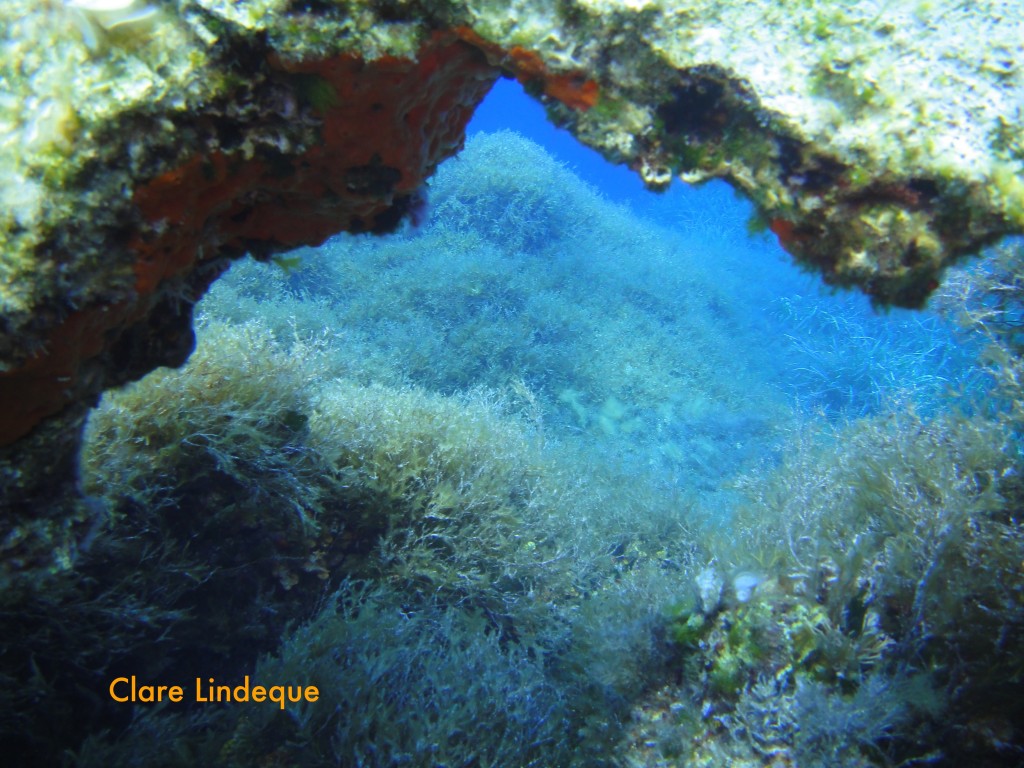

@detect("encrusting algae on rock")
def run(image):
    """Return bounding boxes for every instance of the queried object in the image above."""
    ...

[2,0,1022,466]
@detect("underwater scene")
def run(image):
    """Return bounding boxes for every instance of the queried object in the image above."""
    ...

[3,74,1021,767]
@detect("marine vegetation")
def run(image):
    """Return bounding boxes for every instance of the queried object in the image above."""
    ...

[1,132,1021,767]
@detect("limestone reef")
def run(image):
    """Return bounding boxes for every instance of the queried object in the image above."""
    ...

[0,2,1022,577]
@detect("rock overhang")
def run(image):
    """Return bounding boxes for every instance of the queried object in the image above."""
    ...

[0,0,1021,502]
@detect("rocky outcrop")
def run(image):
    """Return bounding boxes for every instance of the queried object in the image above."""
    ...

[1,0,1021,550]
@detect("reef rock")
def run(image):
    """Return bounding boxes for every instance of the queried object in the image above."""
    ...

[1,0,1022,566]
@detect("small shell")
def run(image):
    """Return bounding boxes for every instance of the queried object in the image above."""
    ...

[66,0,159,53]
[67,0,157,33]
[732,571,764,603]
[695,565,723,614]
[67,0,157,30]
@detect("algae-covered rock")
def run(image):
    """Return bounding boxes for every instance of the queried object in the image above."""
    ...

[1,0,1022,510]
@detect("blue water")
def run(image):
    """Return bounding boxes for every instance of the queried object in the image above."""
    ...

[469,78,653,207]
[467,79,979,422]
[198,79,984,506]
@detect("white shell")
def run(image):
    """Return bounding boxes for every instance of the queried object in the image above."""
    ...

[67,0,157,31]
[732,572,764,603]
[695,566,723,614]
[68,0,144,11]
